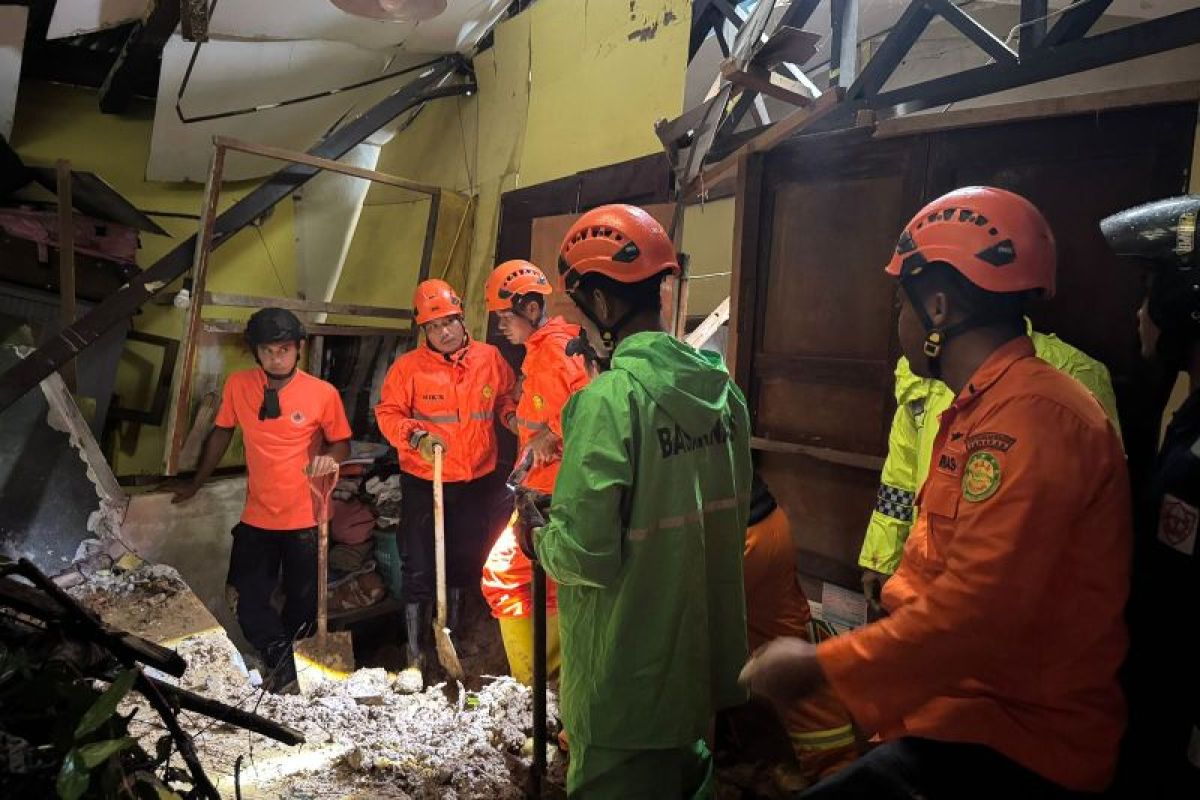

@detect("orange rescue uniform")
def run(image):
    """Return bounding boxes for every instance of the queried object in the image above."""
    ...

[819,337,1131,792]
[375,339,516,481]
[744,496,856,781]
[214,368,352,530]
[512,316,591,494]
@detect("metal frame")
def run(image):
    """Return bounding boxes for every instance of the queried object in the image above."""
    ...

[0,56,470,416]
[162,135,464,475]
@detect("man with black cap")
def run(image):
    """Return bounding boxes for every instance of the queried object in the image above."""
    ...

[1102,195,1200,797]
[173,307,352,691]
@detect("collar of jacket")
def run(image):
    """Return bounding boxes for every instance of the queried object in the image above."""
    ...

[952,335,1035,409]
[423,336,473,366]
[524,315,572,350]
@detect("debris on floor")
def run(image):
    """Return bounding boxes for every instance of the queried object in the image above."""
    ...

[66,559,566,798]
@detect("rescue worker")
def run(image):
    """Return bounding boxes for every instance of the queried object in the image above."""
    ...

[740,187,1132,799]
[172,307,351,692]
[375,278,517,692]
[743,473,857,783]
[524,204,752,798]
[479,259,590,685]
[1101,195,1200,798]
[859,324,1119,605]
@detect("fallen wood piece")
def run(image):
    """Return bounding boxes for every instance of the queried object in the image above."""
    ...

[137,674,306,746]
[721,59,813,108]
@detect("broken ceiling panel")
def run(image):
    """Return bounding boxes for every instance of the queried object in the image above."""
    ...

[148,35,430,182]
[207,0,511,53]
[46,0,148,39]
[0,5,27,140]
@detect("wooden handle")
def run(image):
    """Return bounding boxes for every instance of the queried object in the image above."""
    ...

[316,518,328,642]
[433,445,447,629]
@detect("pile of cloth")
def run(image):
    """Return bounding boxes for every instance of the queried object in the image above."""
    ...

[325,453,403,613]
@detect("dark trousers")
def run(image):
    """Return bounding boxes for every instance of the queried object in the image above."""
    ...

[400,471,501,603]
[226,522,317,667]
[797,738,1101,800]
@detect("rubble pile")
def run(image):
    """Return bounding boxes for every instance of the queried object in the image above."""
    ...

[69,561,564,799]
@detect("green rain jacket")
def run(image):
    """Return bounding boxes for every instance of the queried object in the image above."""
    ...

[535,331,752,750]
[858,325,1122,574]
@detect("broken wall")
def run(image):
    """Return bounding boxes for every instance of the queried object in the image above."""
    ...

[10,82,299,477]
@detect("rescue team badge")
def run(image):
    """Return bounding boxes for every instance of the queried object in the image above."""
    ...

[532,394,545,412]
[962,452,1001,502]
[290,411,306,425]
[966,432,1016,453]
[1158,494,1198,556]
[482,384,494,399]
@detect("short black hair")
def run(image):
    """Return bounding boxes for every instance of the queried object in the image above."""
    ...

[575,271,665,314]
[905,261,1027,334]
[511,293,546,316]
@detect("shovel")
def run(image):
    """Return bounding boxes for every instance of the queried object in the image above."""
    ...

[432,445,465,680]
[294,465,355,695]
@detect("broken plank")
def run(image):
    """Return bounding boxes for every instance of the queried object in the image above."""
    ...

[56,159,76,391]
[685,297,731,349]
[721,59,814,108]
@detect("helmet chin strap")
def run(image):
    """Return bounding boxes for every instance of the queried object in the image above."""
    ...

[900,280,988,381]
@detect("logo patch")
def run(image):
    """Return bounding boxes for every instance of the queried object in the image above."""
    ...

[482,384,494,399]
[1158,494,1198,556]
[532,394,544,411]
[290,411,306,425]
[966,432,1016,453]
[962,452,1001,502]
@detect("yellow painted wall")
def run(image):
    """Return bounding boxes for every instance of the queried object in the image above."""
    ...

[364,0,692,338]
[10,81,297,476]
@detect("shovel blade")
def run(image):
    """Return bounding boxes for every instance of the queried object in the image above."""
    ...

[433,623,464,681]
[294,631,355,696]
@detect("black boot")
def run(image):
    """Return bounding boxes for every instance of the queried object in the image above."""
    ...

[263,641,299,695]
[397,602,429,694]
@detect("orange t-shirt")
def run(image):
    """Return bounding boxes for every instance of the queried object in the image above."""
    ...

[214,368,352,530]
[818,337,1130,792]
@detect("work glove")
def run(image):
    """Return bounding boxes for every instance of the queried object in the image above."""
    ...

[411,431,448,464]
[861,569,889,621]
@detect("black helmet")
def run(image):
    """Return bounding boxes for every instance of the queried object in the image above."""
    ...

[1101,195,1200,338]
[245,307,306,348]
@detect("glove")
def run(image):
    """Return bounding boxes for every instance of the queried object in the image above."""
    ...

[514,488,551,560]
[862,569,889,621]
[411,431,447,464]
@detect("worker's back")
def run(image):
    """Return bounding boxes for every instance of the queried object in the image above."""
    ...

[538,330,752,750]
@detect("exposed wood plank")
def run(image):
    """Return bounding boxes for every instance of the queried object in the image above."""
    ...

[721,59,814,107]
[874,81,1200,139]
[164,145,224,476]
[685,296,731,349]
[100,0,181,114]
[55,159,77,392]
[215,137,453,199]
[727,153,765,392]
[201,321,411,338]
[203,292,412,320]
[39,371,125,507]
[751,436,884,472]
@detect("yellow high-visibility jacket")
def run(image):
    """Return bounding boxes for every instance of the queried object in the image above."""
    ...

[858,327,1121,575]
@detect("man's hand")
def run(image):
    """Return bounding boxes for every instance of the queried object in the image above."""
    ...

[416,433,448,463]
[527,428,561,468]
[169,481,199,505]
[308,454,340,477]
[739,637,827,707]
[862,569,889,621]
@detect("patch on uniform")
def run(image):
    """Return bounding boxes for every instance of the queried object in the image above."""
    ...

[482,384,494,399]
[961,452,1001,502]
[532,394,544,411]
[1158,494,1198,556]
[966,432,1015,453]
[290,411,306,425]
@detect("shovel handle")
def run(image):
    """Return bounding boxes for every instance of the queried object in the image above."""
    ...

[433,445,447,630]
[317,519,328,642]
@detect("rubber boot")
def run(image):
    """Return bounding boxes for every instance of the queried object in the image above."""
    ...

[263,641,299,695]
[396,602,429,694]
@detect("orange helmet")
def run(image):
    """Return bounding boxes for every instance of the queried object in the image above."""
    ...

[558,204,680,289]
[413,279,463,325]
[886,186,1056,298]
[484,260,552,312]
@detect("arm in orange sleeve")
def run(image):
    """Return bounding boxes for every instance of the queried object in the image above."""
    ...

[817,397,1109,733]
[494,352,518,428]
[374,359,420,451]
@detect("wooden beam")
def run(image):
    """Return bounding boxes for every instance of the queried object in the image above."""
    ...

[180,0,209,42]
[1019,0,1049,55]
[751,436,884,472]
[163,145,224,476]
[727,153,764,391]
[929,0,1018,65]
[201,320,411,338]
[100,0,181,114]
[55,160,76,391]
[687,89,845,200]
[874,81,1200,139]
[685,297,731,349]
[721,59,814,108]
[202,292,413,320]
[215,136,453,199]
